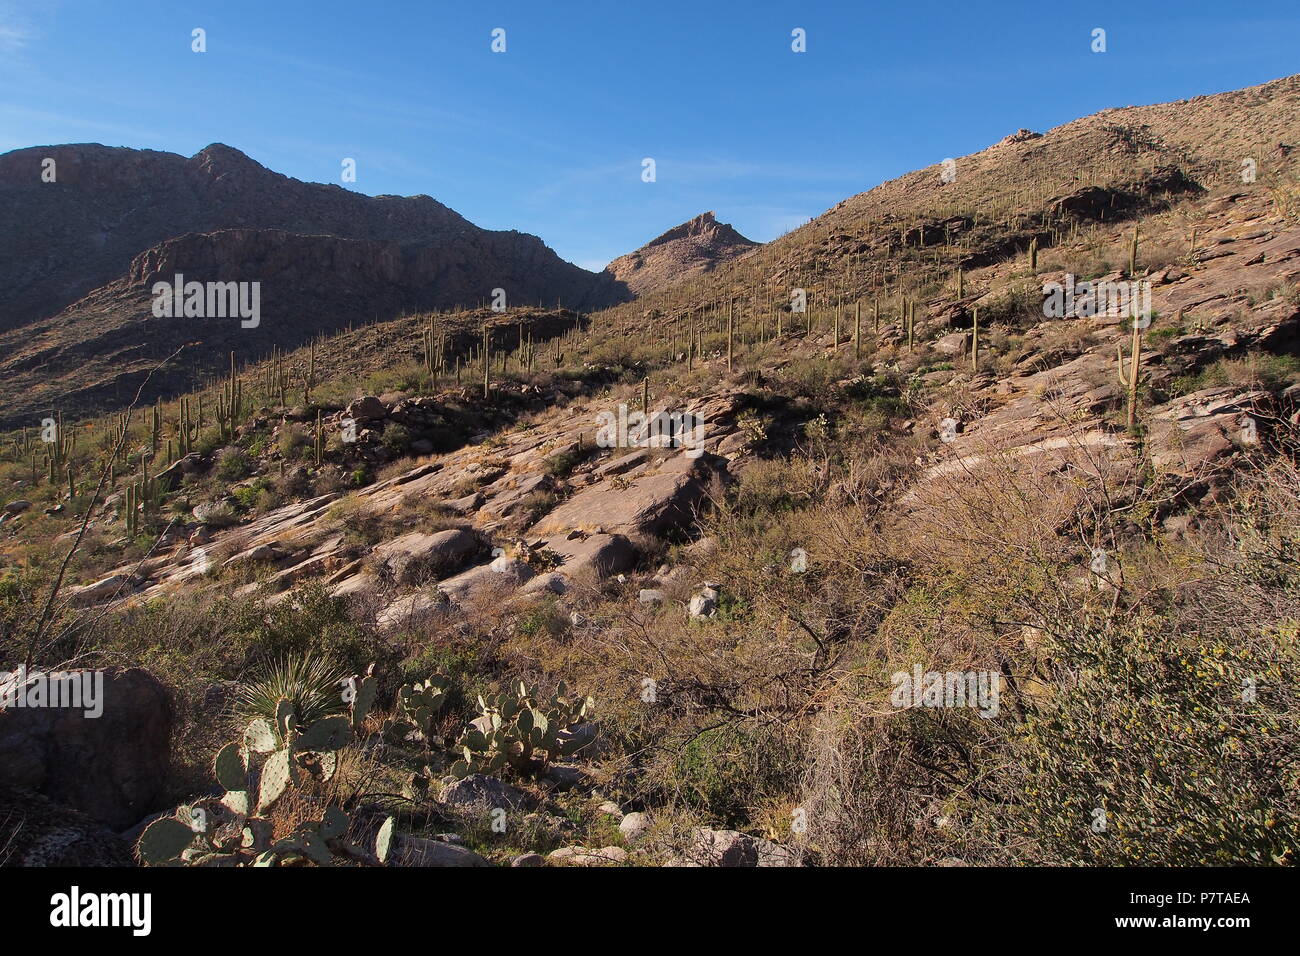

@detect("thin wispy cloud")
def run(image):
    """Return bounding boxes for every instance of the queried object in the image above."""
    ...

[0,3,32,53]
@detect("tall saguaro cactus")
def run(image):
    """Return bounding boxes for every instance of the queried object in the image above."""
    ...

[218,351,243,440]
[726,298,734,372]
[854,301,862,358]
[303,341,318,406]
[1116,315,1145,430]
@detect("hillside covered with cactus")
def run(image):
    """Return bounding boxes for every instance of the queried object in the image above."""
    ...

[3,72,1300,871]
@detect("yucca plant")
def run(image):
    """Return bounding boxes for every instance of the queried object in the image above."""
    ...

[234,654,351,738]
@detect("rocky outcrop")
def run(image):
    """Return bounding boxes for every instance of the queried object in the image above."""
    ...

[439,774,529,813]
[393,835,491,867]
[372,528,483,584]
[530,451,727,538]
[1146,387,1269,477]
[0,667,173,829]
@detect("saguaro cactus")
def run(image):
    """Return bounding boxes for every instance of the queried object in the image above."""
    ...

[1128,225,1139,277]
[854,301,862,358]
[1116,316,1145,430]
[303,341,318,406]
[218,352,243,440]
[726,299,734,371]
[125,483,138,537]
[970,306,980,372]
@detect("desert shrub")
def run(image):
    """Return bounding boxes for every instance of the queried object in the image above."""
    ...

[1006,619,1299,865]
[275,467,312,498]
[232,478,272,511]
[195,427,226,456]
[234,584,390,676]
[520,490,559,524]
[278,424,311,460]
[516,598,569,639]
[361,361,427,396]
[380,424,411,455]
[215,447,253,481]
[543,447,584,477]
[659,721,805,830]
[1171,352,1300,397]
[329,498,385,545]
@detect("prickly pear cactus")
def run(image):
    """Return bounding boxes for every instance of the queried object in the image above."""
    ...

[135,667,422,867]
[451,680,594,779]
[257,747,293,813]
[137,815,200,865]
[397,675,452,738]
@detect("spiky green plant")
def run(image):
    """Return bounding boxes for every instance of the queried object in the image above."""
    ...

[234,654,351,736]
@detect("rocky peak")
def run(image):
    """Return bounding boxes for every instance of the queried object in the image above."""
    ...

[604,211,757,296]
[187,142,269,182]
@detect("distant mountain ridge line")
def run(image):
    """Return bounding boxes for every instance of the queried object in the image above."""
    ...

[0,141,629,335]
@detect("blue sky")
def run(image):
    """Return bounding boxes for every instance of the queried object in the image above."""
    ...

[2,1,1297,270]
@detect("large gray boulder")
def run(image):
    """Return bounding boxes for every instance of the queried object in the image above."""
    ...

[0,666,172,829]
[530,452,727,538]
[393,835,491,867]
[675,828,799,867]
[439,774,528,813]
[372,527,481,584]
